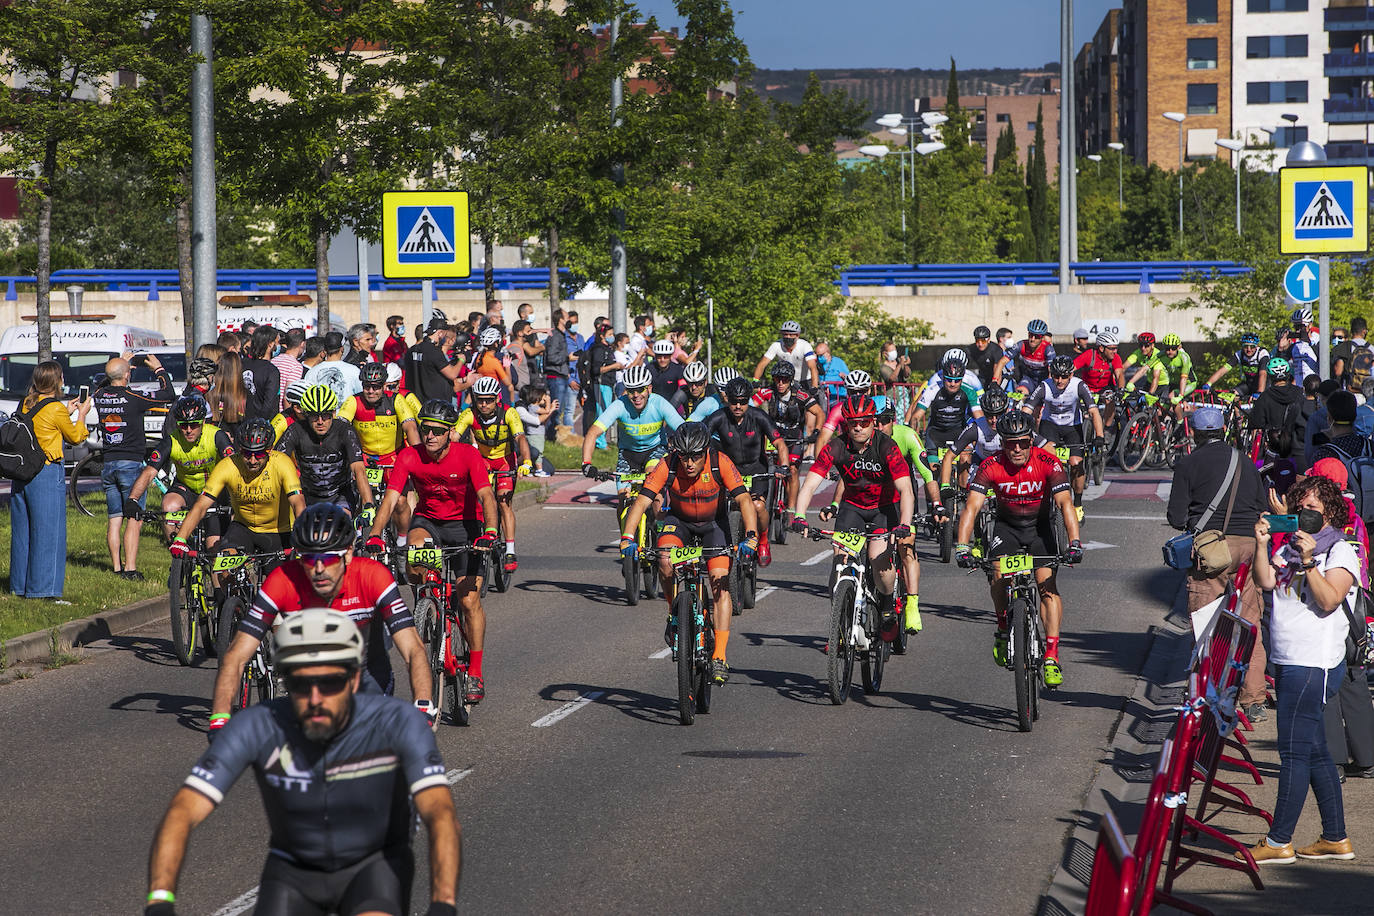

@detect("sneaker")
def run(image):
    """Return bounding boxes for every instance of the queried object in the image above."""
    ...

[1244,702,1268,723]
[125,569,146,582]
[533,469,552,477]
[758,539,772,567]
[463,675,485,705]
[1296,837,1355,860]
[1043,658,1064,688]
[664,617,676,647]
[993,631,1009,667]
[903,596,922,634]
[503,555,518,573]
[1237,840,1296,865]
[710,659,730,684]
[1346,764,1374,779]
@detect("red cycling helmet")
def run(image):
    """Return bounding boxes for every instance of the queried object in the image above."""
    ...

[1137,332,1157,347]
[841,394,877,423]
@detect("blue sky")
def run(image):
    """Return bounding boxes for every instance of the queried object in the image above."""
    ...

[632,1,1120,71]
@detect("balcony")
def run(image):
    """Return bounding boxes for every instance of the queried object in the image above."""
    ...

[1325,141,1374,165]
[1327,6,1374,31]
[1325,96,1374,122]
[1326,51,1374,76]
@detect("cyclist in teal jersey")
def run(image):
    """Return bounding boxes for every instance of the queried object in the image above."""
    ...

[582,365,684,498]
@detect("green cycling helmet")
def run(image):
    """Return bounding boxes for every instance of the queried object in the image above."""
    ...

[1266,356,1292,379]
[1161,333,1182,347]
[299,384,339,415]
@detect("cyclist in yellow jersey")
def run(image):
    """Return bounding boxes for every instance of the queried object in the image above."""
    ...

[172,418,307,558]
[126,395,234,543]
[455,375,533,572]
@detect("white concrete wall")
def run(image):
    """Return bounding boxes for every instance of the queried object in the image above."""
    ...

[1231,1,1329,166]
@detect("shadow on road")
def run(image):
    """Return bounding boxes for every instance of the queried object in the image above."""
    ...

[109,690,210,733]
[515,578,627,604]
[871,689,1023,731]
[100,633,188,669]
[729,665,829,705]
[537,682,680,727]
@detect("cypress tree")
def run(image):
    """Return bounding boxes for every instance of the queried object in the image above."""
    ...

[1026,102,1050,261]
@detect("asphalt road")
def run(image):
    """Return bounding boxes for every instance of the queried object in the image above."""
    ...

[0,471,1180,915]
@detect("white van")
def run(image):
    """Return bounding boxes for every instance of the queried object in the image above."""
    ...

[218,295,345,337]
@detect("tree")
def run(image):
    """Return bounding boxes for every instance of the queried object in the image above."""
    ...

[773,71,869,155]
[991,126,1035,261]
[1026,102,1050,261]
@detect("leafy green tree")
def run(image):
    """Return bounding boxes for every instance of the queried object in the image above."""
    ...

[1026,102,1050,261]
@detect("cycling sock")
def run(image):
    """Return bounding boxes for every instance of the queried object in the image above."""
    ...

[1046,636,1060,659]
[506,539,515,553]
[712,629,729,660]
[468,650,483,677]
[1073,490,1083,507]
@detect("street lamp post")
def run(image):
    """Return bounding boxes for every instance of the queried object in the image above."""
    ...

[1162,112,1186,244]
[1108,142,1124,209]
[1087,153,1102,177]
[1215,138,1245,235]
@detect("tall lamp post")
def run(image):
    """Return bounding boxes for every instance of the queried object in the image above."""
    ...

[871,111,947,243]
[1162,112,1186,244]
[1215,138,1245,235]
[1107,141,1124,209]
[1087,153,1102,176]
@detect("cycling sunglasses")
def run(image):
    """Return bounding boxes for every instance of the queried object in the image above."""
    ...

[679,450,707,461]
[298,550,347,567]
[1003,437,1033,450]
[361,382,385,390]
[284,672,352,696]
[727,397,751,406]
[421,425,451,438]
[241,448,270,459]
[176,420,203,430]
[305,412,333,421]
[848,417,876,428]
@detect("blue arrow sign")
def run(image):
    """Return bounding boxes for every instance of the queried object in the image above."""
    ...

[1283,258,1320,304]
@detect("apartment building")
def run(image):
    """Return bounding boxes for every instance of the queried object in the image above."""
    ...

[1074,9,1122,156]
[1325,1,1374,165]
[915,93,1060,174]
[1233,0,1327,160]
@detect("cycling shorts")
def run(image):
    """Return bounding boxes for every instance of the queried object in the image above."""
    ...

[616,445,666,477]
[252,847,412,916]
[484,453,516,494]
[657,513,732,574]
[163,485,226,539]
[835,502,900,538]
[1234,382,1256,400]
[1037,420,1085,453]
[989,516,1060,568]
[923,427,963,454]
[408,516,484,578]
[218,524,291,565]
[738,467,771,499]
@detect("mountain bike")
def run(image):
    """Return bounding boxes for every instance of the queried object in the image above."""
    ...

[212,549,288,658]
[726,473,772,614]
[596,470,660,605]
[1116,392,1166,472]
[766,459,791,547]
[149,506,227,665]
[481,468,517,596]
[972,553,1062,733]
[654,544,736,725]
[234,621,279,711]
[406,543,485,727]
[805,525,904,704]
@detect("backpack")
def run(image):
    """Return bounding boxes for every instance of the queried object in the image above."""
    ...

[1350,345,1374,390]
[1326,440,1374,528]
[0,397,59,482]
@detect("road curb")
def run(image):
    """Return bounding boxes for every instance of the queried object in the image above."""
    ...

[1037,575,1193,915]
[1,481,556,671]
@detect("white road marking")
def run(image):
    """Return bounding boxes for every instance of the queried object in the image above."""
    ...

[211,888,258,916]
[801,549,832,566]
[1156,481,1172,501]
[531,691,606,727]
[542,504,616,510]
[1079,540,1116,551]
[446,766,474,784]
[1084,514,1167,521]
[649,646,672,659]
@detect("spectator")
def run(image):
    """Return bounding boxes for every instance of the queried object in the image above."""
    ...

[517,302,534,323]
[1311,391,1363,467]
[1304,378,1341,465]
[195,343,225,364]
[669,326,702,365]
[405,318,463,404]
[382,314,408,364]
[216,331,241,353]
[815,341,849,405]
[209,350,249,440]
[94,354,175,580]
[996,327,1015,356]
[628,315,653,360]
[583,322,619,449]
[564,310,585,355]
[543,309,573,432]
[184,356,218,399]
[300,335,327,372]
[271,328,307,410]
[302,330,362,406]
[343,322,378,367]
[967,326,1001,389]
[1166,405,1270,720]
[240,319,258,338]
[511,319,545,390]
[1248,474,1356,863]
[1359,377,1374,437]
[241,325,283,422]
[613,331,642,390]
[515,383,556,476]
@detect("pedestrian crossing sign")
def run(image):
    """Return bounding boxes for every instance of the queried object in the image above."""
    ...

[1279,165,1368,254]
[382,190,471,278]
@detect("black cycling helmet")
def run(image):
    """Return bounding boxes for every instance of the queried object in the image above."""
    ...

[769,360,796,380]
[237,417,274,454]
[418,399,460,427]
[171,394,209,424]
[669,421,711,455]
[723,377,753,402]
[359,362,386,386]
[941,359,966,381]
[973,325,991,341]
[291,502,354,553]
[979,387,1010,417]
[996,411,1035,440]
[1049,355,1075,377]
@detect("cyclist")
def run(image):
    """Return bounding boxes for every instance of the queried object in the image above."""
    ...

[1069,328,1091,358]
[275,384,373,515]
[671,360,714,418]
[270,380,308,444]
[1024,355,1104,519]
[339,361,420,539]
[703,376,790,566]
[687,366,741,422]
[937,386,1027,495]
[1073,331,1125,428]
[1202,332,1269,398]
[1123,332,1167,395]
[581,365,684,499]
[908,349,983,422]
[1287,307,1320,385]
[995,318,1057,394]
[473,325,514,402]
[1247,356,1303,459]
[620,421,758,684]
[753,360,825,513]
[171,418,307,559]
[967,325,1002,389]
[908,359,978,453]
[147,609,459,916]
[954,411,1083,688]
[814,369,875,454]
[647,339,685,400]
[875,401,937,634]
[454,375,533,573]
[792,395,916,636]
[753,319,818,387]
[366,399,498,704]
[125,395,234,543]
[210,504,434,741]
[1157,333,1196,421]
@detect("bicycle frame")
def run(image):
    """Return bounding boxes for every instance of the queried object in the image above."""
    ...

[407,542,480,725]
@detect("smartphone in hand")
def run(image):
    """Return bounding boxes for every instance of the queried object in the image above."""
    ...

[78,385,90,402]
[1264,513,1299,533]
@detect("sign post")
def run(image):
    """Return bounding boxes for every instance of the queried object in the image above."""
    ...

[381,190,471,331]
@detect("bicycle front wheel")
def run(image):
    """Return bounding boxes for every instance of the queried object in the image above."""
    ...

[827,579,857,705]
[418,597,445,725]
[622,554,641,606]
[674,591,696,725]
[167,558,200,667]
[1011,596,1035,733]
[216,595,245,659]
[1116,412,1153,473]
[69,452,104,517]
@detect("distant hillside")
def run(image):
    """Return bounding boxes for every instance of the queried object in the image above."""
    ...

[750,66,1060,127]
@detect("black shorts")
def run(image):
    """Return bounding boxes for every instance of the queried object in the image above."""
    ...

[923,428,962,453]
[165,485,226,538]
[657,513,733,574]
[253,847,413,916]
[219,523,291,558]
[1037,420,1085,453]
[989,517,1060,566]
[739,469,771,499]
[835,502,900,536]
[1235,381,1256,399]
[409,516,484,577]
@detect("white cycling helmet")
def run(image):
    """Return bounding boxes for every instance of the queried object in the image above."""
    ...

[652,339,674,356]
[683,361,708,383]
[623,365,652,390]
[284,380,309,407]
[274,608,365,670]
[1095,331,1118,347]
[780,320,801,334]
[713,367,741,386]
[845,369,872,390]
[479,327,502,347]
[471,375,502,398]
[384,362,402,385]
[941,347,969,366]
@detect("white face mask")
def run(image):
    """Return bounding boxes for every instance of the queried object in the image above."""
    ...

[645,325,655,337]
[1310,331,1320,347]
[885,350,897,361]
[569,323,579,333]
[397,325,406,337]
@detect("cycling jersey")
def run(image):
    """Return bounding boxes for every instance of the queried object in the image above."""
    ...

[703,407,784,475]
[646,360,685,400]
[592,393,683,452]
[387,441,488,523]
[146,423,233,493]
[92,373,175,460]
[473,350,510,386]
[1124,348,1167,387]
[921,385,975,433]
[810,432,910,510]
[1289,339,1318,386]
[1025,377,1096,426]
[688,394,724,422]
[950,416,1001,462]
[1231,347,1270,389]
[763,337,815,381]
[339,393,417,459]
[754,387,819,441]
[202,451,303,534]
[641,449,747,524]
[888,422,934,483]
[241,558,414,694]
[1072,350,1121,393]
[454,405,525,460]
[1161,350,1194,391]
[914,372,983,406]
[182,691,446,872]
[275,420,365,506]
[969,447,1068,526]
[671,384,716,419]
[1011,339,1056,386]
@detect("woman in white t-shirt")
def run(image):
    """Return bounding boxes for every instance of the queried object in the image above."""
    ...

[1249,474,1355,864]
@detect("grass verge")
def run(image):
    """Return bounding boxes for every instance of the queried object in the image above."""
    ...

[542,441,615,471]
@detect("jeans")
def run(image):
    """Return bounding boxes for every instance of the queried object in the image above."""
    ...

[9,460,67,597]
[1270,662,1347,845]
[546,375,573,427]
[101,458,146,517]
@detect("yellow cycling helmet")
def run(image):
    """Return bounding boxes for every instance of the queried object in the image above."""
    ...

[299,384,339,415]
[1161,333,1182,347]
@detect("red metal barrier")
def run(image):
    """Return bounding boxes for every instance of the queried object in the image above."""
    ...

[1085,808,1136,916]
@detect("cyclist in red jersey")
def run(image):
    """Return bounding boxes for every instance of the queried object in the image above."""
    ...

[954,411,1082,687]
[365,399,498,704]
[812,369,874,455]
[792,395,915,629]
[1072,331,1125,427]
[209,504,436,736]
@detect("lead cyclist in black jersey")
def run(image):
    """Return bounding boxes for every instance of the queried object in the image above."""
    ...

[145,609,460,916]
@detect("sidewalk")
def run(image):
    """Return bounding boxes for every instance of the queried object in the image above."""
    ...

[1040,582,1374,915]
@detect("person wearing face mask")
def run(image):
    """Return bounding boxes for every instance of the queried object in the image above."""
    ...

[1334,317,1372,389]
[382,314,409,364]
[628,314,655,361]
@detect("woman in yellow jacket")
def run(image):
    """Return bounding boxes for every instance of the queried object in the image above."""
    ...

[11,360,91,599]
